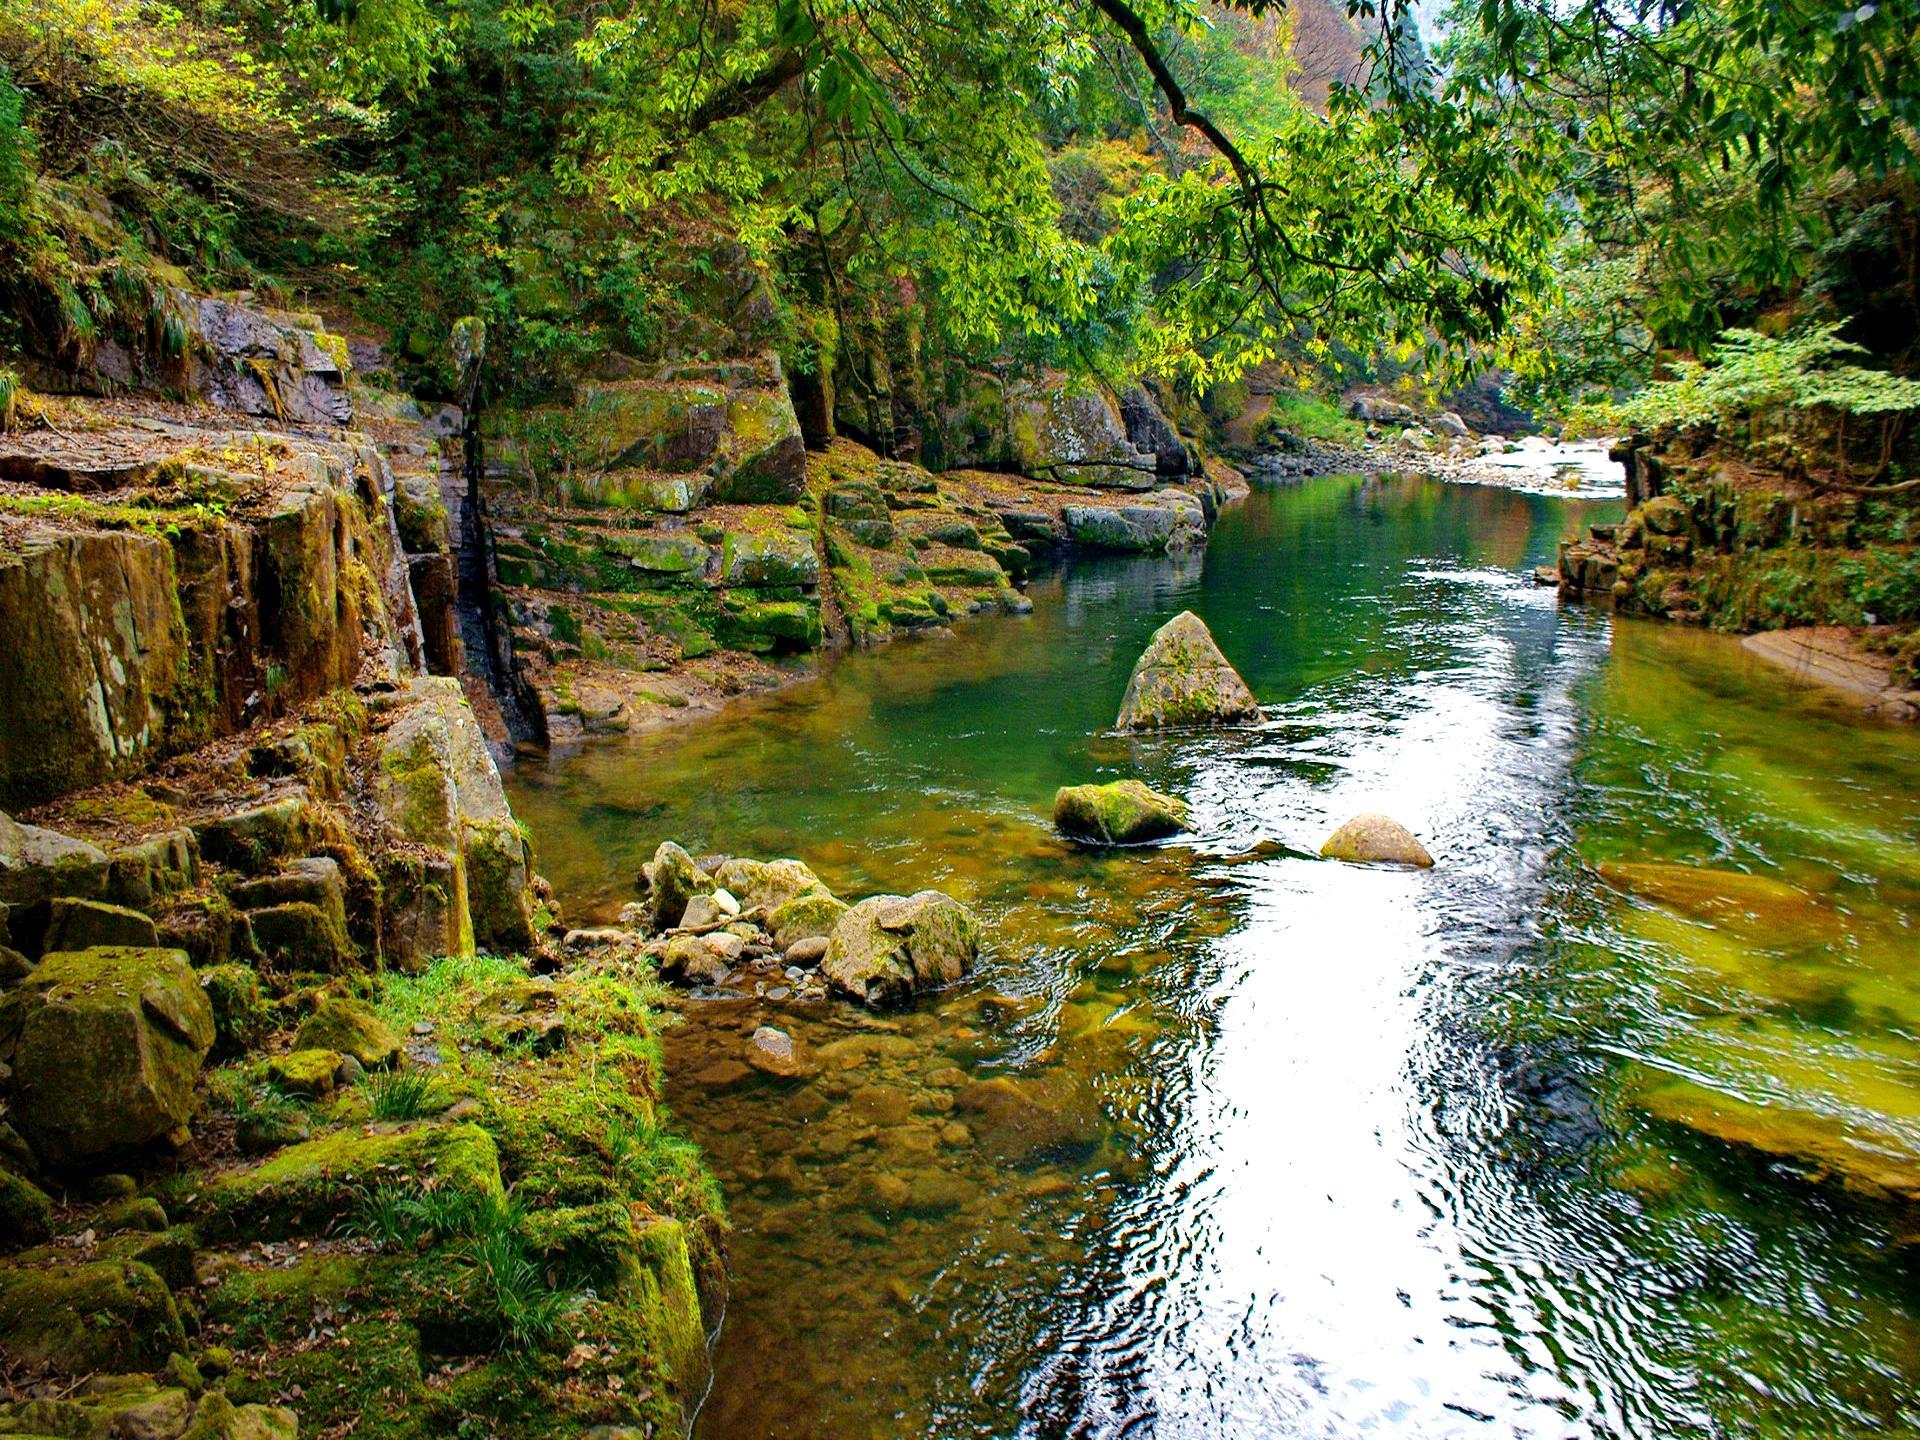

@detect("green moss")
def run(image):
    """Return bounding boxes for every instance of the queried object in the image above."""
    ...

[194,1122,504,1241]
[0,1164,53,1250]
[0,1260,184,1372]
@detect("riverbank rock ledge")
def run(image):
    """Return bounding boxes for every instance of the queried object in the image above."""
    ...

[1054,781,1190,845]
[822,891,982,1007]
[1320,814,1435,868]
[1115,611,1260,730]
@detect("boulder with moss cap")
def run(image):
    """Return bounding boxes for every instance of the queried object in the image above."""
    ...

[1,946,215,1167]
[1115,611,1259,729]
[822,891,980,1006]
[1053,780,1189,845]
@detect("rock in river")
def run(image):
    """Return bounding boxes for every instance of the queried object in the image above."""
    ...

[1115,611,1259,729]
[822,891,981,1007]
[1320,814,1434,868]
[1054,780,1189,845]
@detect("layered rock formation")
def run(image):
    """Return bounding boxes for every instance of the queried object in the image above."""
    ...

[0,293,719,1439]
[476,360,1243,740]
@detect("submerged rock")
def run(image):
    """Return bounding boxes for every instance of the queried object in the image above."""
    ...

[2,946,215,1167]
[1053,780,1189,845]
[1114,611,1259,730]
[821,891,980,1007]
[1320,814,1434,868]
[746,1025,813,1079]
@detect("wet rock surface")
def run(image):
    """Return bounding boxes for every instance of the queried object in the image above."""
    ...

[1114,610,1260,729]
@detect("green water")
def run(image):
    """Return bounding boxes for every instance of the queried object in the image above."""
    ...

[506,473,1920,1439]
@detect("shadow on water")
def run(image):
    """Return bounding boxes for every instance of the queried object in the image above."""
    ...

[505,475,1920,1439]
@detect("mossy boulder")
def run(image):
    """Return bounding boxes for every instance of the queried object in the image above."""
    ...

[718,527,820,588]
[767,892,848,949]
[192,797,319,876]
[0,1259,184,1371]
[245,901,350,971]
[294,996,402,1069]
[0,1164,53,1249]
[1053,781,1189,845]
[195,1122,503,1240]
[180,1392,299,1440]
[200,964,268,1059]
[822,890,981,1006]
[267,1047,345,1097]
[41,896,161,952]
[1319,814,1434,868]
[712,857,826,913]
[0,812,111,908]
[1114,611,1259,730]
[647,842,702,931]
[373,678,536,955]
[1,946,215,1168]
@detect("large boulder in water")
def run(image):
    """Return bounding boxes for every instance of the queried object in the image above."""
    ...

[1115,611,1259,730]
[1320,814,1434,868]
[0,946,215,1167]
[822,891,981,1006]
[1053,781,1189,846]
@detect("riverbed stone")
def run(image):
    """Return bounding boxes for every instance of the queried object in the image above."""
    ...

[1115,611,1259,729]
[648,842,701,931]
[822,890,980,1006]
[768,891,848,949]
[713,856,828,913]
[1320,814,1434,868]
[1053,780,1189,845]
[746,1025,813,1079]
[3,946,214,1167]
[661,932,729,985]
[784,934,830,966]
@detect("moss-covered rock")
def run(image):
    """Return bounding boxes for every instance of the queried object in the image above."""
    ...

[712,857,825,914]
[1319,813,1434,868]
[195,1122,503,1240]
[1053,780,1189,845]
[372,678,535,955]
[41,895,162,952]
[2,946,215,1167]
[766,891,848,949]
[267,1047,344,1097]
[0,1163,53,1249]
[1114,610,1259,730]
[0,812,111,908]
[245,901,350,971]
[180,1391,300,1440]
[647,841,701,931]
[821,890,981,1006]
[199,964,268,1059]
[0,1259,184,1371]
[293,996,402,1069]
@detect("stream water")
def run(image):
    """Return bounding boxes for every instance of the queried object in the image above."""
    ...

[506,473,1920,1440]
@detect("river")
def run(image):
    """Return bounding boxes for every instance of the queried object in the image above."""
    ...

[506,472,1920,1440]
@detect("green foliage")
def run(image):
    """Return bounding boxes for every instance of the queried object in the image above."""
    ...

[1447,0,1919,415]
[0,64,30,244]
[351,1185,576,1350]
[1607,328,1920,434]
[365,1069,441,1121]
[376,952,528,1034]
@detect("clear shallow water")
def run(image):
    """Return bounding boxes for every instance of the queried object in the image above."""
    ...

[506,474,1920,1440]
